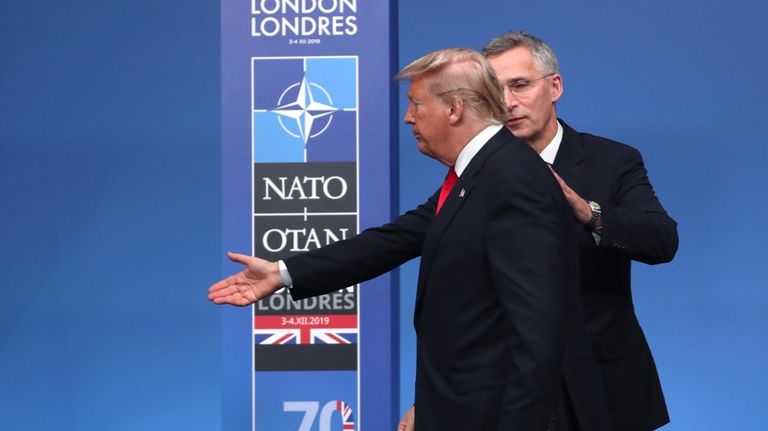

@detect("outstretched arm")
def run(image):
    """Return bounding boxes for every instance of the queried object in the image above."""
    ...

[210,191,439,303]
[549,150,678,264]
[208,251,283,306]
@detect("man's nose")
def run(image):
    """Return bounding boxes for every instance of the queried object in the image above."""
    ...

[404,107,415,124]
[503,88,518,110]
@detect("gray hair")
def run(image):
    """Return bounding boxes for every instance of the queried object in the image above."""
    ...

[396,48,508,124]
[482,31,559,75]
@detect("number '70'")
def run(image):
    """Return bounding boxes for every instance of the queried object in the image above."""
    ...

[284,400,355,431]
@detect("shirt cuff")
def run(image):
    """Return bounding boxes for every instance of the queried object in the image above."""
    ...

[278,260,293,288]
[591,230,602,246]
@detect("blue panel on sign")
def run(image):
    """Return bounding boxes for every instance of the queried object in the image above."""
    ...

[253,57,358,163]
[306,57,358,108]
[253,111,305,162]
[255,371,357,431]
[253,58,305,110]
[306,110,356,162]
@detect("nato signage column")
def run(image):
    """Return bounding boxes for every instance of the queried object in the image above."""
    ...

[222,1,398,430]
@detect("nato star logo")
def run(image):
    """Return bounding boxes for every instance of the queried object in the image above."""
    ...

[252,56,358,163]
[272,75,339,145]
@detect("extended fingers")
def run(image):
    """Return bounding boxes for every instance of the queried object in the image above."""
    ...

[227,251,252,265]
[208,283,238,300]
[548,166,571,191]
[211,292,251,306]
[208,277,231,294]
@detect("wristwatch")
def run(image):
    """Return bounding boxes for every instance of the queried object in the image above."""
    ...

[586,200,602,229]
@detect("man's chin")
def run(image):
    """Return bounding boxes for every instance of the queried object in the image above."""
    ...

[505,123,529,138]
[417,144,441,163]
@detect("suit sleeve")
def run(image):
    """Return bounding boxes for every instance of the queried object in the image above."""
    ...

[285,191,437,300]
[486,159,576,428]
[599,147,679,264]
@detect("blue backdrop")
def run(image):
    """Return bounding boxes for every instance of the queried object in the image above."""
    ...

[2,0,766,430]
[1,1,221,429]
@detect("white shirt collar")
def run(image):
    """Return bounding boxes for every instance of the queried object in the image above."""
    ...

[538,120,563,164]
[454,124,504,177]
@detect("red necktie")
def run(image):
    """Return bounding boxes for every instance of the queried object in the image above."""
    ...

[436,167,458,214]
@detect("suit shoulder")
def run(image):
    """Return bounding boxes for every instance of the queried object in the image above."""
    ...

[577,131,633,151]
[576,130,643,161]
[483,135,553,185]
[490,132,542,163]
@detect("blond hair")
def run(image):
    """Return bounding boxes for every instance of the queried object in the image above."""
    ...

[396,48,508,124]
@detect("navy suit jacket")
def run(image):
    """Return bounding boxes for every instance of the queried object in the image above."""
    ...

[286,127,607,430]
[552,121,678,431]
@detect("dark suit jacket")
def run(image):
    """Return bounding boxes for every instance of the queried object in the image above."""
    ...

[552,121,678,431]
[286,127,595,430]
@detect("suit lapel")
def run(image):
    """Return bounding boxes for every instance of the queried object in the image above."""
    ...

[552,120,586,187]
[414,128,512,320]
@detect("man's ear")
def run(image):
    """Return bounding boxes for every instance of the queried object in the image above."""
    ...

[448,98,464,124]
[550,73,563,103]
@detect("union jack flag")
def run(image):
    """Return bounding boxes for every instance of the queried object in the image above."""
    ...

[254,314,358,345]
[336,400,355,430]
